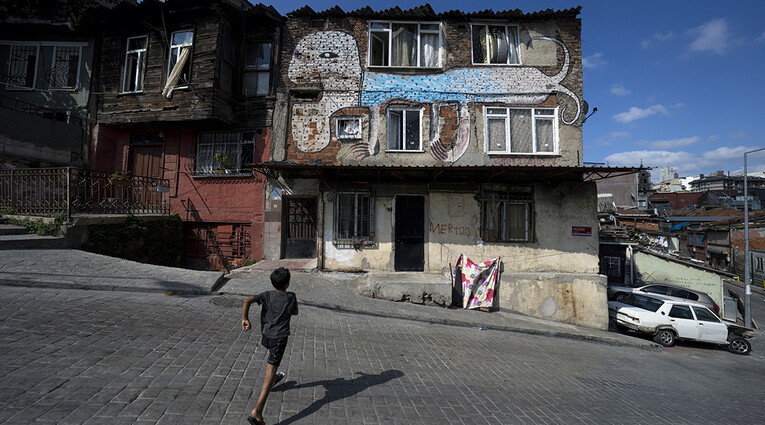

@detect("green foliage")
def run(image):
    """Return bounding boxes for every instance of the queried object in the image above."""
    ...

[81,215,184,267]
[5,214,63,236]
[214,153,235,170]
[0,208,17,215]
[110,170,131,180]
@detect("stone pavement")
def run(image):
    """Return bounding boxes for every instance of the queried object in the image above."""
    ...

[0,229,659,350]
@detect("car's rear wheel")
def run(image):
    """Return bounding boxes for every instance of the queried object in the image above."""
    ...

[653,329,675,347]
[613,292,628,302]
[727,336,751,355]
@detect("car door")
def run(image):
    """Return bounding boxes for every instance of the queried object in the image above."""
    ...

[667,304,699,340]
[692,306,729,343]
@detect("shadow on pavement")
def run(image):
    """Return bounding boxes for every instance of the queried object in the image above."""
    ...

[275,369,404,424]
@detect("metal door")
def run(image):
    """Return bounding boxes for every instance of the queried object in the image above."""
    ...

[284,197,317,258]
[394,195,424,271]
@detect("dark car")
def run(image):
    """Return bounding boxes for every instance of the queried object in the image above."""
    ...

[607,283,719,314]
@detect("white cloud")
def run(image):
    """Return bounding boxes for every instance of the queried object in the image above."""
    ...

[708,135,719,142]
[730,131,748,139]
[602,146,765,181]
[610,83,630,96]
[640,32,676,49]
[612,105,669,124]
[582,52,606,69]
[756,31,765,43]
[647,137,700,150]
[689,18,729,54]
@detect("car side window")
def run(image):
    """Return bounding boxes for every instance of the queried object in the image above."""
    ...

[669,288,690,299]
[644,285,668,295]
[630,294,664,312]
[668,305,693,319]
[687,293,699,301]
[692,307,720,323]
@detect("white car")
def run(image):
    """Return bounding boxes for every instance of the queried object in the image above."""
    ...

[608,293,753,354]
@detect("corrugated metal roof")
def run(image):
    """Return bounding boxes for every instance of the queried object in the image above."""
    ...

[287,3,581,19]
[254,161,641,172]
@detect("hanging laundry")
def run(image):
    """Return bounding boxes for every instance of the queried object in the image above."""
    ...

[453,254,501,310]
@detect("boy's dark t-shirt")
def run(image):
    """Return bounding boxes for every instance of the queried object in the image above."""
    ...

[253,290,297,338]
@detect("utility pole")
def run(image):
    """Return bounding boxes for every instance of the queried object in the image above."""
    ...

[744,148,765,328]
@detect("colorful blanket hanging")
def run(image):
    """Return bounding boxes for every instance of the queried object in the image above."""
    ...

[454,254,501,310]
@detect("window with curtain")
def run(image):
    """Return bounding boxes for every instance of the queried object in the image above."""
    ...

[368,21,441,67]
[195,131,256,174]
[334,191,375,245]
[387,108,421,151]
[122,36,147,92]
[7,44,39,88]
[485,107,557,154]
[480,185,534,243]
[243,42,270,96]
[163,30,193,97]
[471,24,520,65]
[49,45,81,89]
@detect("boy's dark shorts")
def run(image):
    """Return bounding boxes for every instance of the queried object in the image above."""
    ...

[261,336,288,366]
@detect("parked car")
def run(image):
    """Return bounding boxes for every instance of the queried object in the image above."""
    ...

[608,293,753,354]
[607,283,719,314]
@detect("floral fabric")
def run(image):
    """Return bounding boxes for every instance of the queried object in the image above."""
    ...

[454,254,501,309]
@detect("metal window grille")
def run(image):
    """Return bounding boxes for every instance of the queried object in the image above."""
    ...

[50,46,80,89]
[333,191,374,247]
[8,45,38,88]
[480,186,534,242]
[195,131,256,174]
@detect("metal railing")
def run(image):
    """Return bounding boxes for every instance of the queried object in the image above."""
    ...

[0,167,169,220]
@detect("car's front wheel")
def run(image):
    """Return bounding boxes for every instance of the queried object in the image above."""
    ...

[727,336,751,355]
[653,329,676,347]
[613,292,628,302]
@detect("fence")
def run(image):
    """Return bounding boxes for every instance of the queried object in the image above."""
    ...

[0,167,169,220]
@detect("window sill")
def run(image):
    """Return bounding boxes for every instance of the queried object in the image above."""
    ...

[192,171,253,179]
[367,66,442,71]
[487,152,560,156]
[118,91,145,96]
[386,149,425,153]
[470,62,523,66]
[3,86,36,91]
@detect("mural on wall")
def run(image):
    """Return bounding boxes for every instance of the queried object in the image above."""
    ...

[288,31,581,162]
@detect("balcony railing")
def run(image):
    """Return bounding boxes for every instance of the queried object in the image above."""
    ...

[0,167,169,220]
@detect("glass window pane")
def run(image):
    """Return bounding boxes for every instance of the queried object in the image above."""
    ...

[507,26,519,64]
[256,71,269,95]
[405,110,420,150]
[370,22,389,31]
[172,31,193,46]
[505,203,527,240]
[535,109,554,115]
[370,31,389,66]
[388,110,403,150]
[488,26,508,64]
[693,307,719,322]
[669,305,693,319]
[488,118,507,152]
[391,23,417,66]
[128,37,146,51]
[421,24,439,31]
[509,109,532,153]
[420,33,438,67]
[535,118,554,152]
[487,108,507,115]
[472,25,486,63]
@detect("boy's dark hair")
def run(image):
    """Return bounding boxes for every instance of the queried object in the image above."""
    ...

[270,267,291,290]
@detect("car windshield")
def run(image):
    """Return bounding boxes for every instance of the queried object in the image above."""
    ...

[623,294,664,312]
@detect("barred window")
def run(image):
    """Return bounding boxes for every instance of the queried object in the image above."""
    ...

[334,191,375,246]
[50,45,81,89]
[480,185,534,242]
[7,44,39,88]
[195,131,256,174]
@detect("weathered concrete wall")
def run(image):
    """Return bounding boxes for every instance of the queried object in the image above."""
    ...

[499,272,608,330]
[633,250,724,308]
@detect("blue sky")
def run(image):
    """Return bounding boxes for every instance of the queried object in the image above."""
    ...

[269,0,765,181]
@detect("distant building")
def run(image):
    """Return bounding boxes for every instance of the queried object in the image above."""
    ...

[659,165,678,183]
[690,173,765,191]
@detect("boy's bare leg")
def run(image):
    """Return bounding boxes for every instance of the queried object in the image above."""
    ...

[251,363,278,420]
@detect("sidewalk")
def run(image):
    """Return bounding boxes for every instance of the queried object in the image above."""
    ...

[0,229,659,350]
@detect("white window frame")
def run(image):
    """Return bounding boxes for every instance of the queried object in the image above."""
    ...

[470,23,521,65]
[335,117,362,140]
[368,21,442,68]
[5,43,39,90]
[122,35,148,93]
[387,107,423,152]
[49,45,82,90]
[485,107,558,155]
[166,30,194,89]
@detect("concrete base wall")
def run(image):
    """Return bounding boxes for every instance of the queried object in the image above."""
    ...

[498,272,609,330]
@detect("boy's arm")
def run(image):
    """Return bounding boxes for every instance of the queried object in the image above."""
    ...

[242,296,256,331]
[292,296,299,315]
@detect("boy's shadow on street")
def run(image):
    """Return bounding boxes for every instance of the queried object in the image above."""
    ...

[273,369,404,424]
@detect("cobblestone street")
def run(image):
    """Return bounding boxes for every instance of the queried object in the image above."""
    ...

[1,286,764,424]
